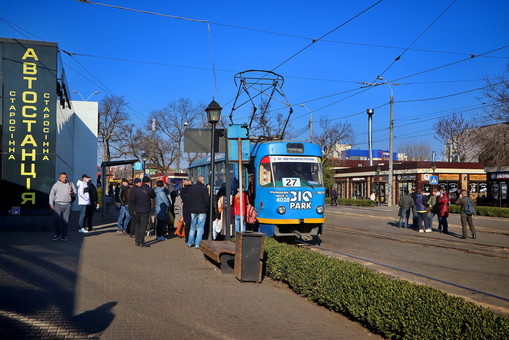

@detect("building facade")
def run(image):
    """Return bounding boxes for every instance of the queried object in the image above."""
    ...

[0,38,98,230]
[333,160,487,206]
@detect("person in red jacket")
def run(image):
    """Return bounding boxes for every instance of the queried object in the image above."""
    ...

[233,188,249,233]
[437,190,450,234]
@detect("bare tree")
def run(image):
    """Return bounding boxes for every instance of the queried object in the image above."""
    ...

[150,98,206,170]
[433,114,476,161]
[473,69,509,166]
[398,141,431,161]
[122,125,177,173]
[313,115,355,161]
[98,95,130,161]
[481,68,509,123]
[249,100,293,139]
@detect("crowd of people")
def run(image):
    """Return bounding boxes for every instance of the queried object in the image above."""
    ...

[48,172,253,248]
[398,187,477,239]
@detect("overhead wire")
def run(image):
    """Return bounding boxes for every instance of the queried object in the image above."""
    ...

[3,4,505,138]
[377,0,458,79]
[66,3,509,61]
[270,0,385,72]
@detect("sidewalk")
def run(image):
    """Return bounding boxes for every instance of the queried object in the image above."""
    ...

[0,212,378,339]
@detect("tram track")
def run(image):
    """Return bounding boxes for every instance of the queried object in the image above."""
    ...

[323,223,509,260]
[291,208,509,314]
[327,208,509,236]
[294,240,509,310]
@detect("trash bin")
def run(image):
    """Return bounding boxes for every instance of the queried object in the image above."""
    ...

[234,231,265,282]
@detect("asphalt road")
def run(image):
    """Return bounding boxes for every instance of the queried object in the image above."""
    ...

[318,205,509,315]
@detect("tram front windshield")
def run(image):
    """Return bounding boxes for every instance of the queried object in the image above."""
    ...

[259,156,323,187]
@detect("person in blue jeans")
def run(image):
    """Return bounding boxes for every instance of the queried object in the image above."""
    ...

[186,176,210,249]
[398,189,414,228]
[117,178,131,233]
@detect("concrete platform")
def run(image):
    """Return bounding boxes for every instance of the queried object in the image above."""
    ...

[0,212,378,339]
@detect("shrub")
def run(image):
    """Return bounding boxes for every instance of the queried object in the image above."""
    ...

[326,197,376,207]
[264,238,509,339]
[450,204,509,218]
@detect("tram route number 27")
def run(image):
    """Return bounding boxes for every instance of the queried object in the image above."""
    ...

[289,190,312,209]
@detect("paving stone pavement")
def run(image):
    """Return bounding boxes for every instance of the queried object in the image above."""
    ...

[0,216,379,339]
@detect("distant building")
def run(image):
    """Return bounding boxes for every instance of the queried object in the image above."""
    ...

[341,149,400,161]
[445,122,509,163]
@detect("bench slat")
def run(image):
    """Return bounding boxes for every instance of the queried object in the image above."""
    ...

[200,240,235,263]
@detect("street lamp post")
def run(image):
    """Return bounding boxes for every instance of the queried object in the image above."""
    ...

[206,100,222,241]
[377,76,394,207]
[367,109,374,166]
[141,153,148,177]
[73,91,100,101]
[299,104,313,143]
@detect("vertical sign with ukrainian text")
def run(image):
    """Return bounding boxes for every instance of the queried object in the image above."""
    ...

[1,40,57,215]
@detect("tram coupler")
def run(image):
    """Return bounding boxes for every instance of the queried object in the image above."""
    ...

[294,231,313,241]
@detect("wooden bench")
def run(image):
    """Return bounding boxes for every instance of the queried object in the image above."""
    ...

[199,240,236,273]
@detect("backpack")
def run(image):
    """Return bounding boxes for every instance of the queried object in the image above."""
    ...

[422,195,430,207]
[463,197,476,215]
[246,204,257,224]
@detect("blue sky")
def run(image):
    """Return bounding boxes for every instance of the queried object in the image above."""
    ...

[2,0,508,160]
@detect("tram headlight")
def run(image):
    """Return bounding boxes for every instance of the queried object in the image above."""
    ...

[277,206,286,215]
[316,205,324,214]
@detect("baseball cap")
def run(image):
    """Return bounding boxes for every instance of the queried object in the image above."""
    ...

[142,176,151,183]
[134,178,141,184]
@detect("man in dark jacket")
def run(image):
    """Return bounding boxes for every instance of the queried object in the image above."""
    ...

[398,189,415,229]
[117,178,131,234]
[186,175,210,249]
[129,176,156,247]
[84,177,99,231]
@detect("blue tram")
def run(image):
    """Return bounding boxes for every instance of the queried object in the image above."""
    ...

[250,141,325,240]
[188,141,325,240]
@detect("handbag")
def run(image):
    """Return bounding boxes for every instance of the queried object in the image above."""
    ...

[69,183,76,202]
[175,218,185,238]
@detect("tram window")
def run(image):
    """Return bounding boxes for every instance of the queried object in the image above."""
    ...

[271,161,323,187]
[259,162,273,187]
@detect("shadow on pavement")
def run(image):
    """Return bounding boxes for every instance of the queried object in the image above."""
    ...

[0,211,119,338]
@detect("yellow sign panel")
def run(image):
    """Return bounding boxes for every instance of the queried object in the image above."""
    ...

[469,174,486,181]
[439,174,460,181]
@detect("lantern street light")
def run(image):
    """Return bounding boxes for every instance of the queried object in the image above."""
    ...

[205,100,222,241]
[141,153,148,176]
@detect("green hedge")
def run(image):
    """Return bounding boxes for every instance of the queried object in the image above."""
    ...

[449,204,509,218]
[326,197,376,207]
[264,238,509,339]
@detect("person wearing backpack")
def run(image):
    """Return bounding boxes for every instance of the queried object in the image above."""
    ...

[456,190,477,239]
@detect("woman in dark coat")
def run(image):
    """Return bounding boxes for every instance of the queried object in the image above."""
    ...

[437,191,450,234]
[179,179,193,243]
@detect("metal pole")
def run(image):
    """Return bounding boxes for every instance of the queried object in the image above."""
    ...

[299,104,313,143]
[209,122,216,241]
[309,110,313,143]
[367,109,374,166]
[237,138,245,233]
[388,94,394,207]
[224,132,232,240]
